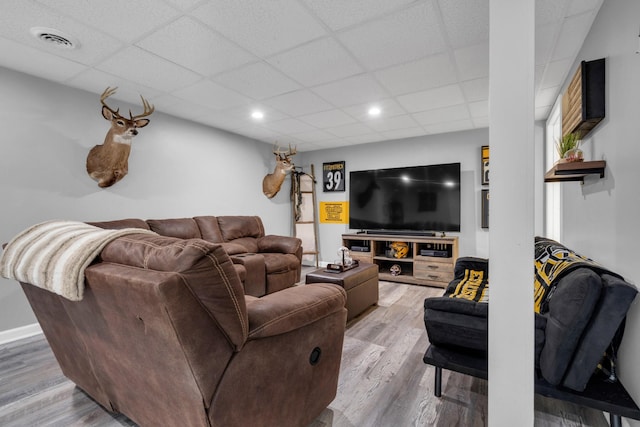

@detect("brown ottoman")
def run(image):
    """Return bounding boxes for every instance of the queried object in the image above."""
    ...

[306,263,379,321]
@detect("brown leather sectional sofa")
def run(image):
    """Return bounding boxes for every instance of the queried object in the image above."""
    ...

[89,215,302,297]
[19,231,347,426]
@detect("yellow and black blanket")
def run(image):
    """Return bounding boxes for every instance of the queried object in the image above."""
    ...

[534,237,621,313]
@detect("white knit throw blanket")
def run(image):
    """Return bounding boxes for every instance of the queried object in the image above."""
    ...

[0,220,156,301]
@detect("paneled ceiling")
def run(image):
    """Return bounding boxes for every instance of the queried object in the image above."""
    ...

[0,0,603,151]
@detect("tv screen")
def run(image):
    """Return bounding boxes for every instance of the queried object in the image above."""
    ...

[349,163,461,233]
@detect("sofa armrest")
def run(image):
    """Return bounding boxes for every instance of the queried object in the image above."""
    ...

[424,297,488,318]
[257,235,301,255]
[246,284,346,339]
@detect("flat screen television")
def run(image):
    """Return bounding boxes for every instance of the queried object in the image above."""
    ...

[349,163,461,233]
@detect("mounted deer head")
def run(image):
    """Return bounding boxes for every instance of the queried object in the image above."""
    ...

[86,87,154,188]
[262,144,296,198]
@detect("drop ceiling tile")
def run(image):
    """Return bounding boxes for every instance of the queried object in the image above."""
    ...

[37,0,181,43]
[311,74,387,108]
[454,43,489,81]
[540,59,573,90]
[338,1,446,70]
[298,109,356,128]
[238,125,285,142]
[263,89,333,116]
[535,22,561,65]
[67,69,163,103]
[267,37,363,87]
[290,129,335,143]
[535,86,560,108]
[192,0,326,57]
[302,0,415,30]
[163,0,204,11]
[171,80,252,110]
[472,116,489,128]
[536,0,571,27]
[213,62,300,100]
[412,104,470,126]
[224,104,289,123]
[136,17,255,76]
[568,0,603,16]
[461,78,489,102]
[381,127,426,140]
[151,94,230,124]
[467,101,488,118]
[0,38,86,83]
[375,53,458,96]
[439,0,489,49]
[367,114,420,132]
[97,46,201,92]
[326,123,374,138]
[0,0,123,66]
[397,84,465,113]
[342,99,406,121]
[552,13,595,61]
[344,134,387,145]
[535,105,552,121]
[263,118,317,134]
[423,119,474,135]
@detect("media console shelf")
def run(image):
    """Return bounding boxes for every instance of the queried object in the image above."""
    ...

[342,233,458,288]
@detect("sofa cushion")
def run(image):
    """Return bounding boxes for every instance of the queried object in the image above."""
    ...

[227,237,259,254]
[100,234,248,349]
[539,268,602,386]
[217,216,264,241]
[87,218,150,230]
[258,235,301,255]
[194,216,224,243]
[262,253,299,274]
[424,297,488,352]
[562,273,637,391]
[147,218,201,239]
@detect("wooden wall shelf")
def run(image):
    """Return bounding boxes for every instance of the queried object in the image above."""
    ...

[544,160,606,183]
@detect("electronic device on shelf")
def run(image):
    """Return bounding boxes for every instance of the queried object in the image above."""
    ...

[420,249,449,257]
[350,245,370,252]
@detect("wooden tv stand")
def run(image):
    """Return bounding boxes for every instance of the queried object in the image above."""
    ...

[342,233,458,288]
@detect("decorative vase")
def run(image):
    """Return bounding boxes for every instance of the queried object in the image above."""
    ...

[563,148,584,163]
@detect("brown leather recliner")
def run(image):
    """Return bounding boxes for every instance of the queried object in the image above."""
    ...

[89,215,302,297]
[20,233,347,427]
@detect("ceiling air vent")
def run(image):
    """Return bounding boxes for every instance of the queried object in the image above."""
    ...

[30,27,78,49]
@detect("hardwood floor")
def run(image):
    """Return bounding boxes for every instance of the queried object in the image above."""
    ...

[0,278,608,426]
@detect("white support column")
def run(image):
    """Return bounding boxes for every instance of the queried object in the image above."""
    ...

[488,0,535,426]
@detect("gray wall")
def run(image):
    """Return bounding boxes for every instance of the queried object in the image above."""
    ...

[557,1,640,422]
[0,67,293,332]
[300,125,545,265]
[299,128,491,263]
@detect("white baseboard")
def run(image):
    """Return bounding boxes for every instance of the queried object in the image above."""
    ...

[0,323,42,345]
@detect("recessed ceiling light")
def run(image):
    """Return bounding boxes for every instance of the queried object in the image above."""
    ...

[368,106,381,117]
[30,27,78,49]
[251,110,264,120]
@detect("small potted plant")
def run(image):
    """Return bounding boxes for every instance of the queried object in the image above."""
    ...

[555,132,583,163]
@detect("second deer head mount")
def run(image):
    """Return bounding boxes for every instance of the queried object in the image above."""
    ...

[86,87,155,188]
[262,144,297,198]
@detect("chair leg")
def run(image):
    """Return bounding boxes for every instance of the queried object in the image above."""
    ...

[434,366,442,397]
[610,413,622,427]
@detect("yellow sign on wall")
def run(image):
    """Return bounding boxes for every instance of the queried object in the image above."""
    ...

[320,202,349,224]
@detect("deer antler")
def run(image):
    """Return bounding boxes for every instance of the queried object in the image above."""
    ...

[273,143,297,158]
[100,86,120,116]
[130,95,155,120]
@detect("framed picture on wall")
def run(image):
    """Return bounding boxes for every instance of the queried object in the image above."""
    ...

[323,161,345,192]
[481,145,490,185]
[481,189,489,229]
